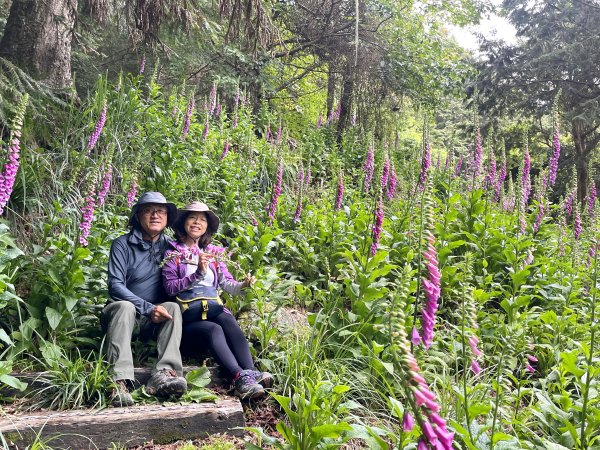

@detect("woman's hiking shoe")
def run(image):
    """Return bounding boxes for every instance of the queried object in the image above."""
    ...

[110,380,134,407]
[234,370,265,400]
[146,368,187,398]
[249,370,274,388]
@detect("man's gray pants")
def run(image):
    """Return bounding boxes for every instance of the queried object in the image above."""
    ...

[101,301,183,381]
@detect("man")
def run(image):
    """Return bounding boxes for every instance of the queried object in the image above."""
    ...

[102,192,187,407]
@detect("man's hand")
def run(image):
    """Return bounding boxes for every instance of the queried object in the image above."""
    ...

[151,305,173,323]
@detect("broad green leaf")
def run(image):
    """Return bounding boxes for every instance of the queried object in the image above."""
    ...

[45,306,63,330]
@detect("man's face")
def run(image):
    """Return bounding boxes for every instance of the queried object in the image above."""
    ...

[137,203,168,238]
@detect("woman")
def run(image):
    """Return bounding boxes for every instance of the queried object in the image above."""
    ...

[162,201,272,400]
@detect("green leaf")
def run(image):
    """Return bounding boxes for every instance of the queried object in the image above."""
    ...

[0,328,12,346]
[186,367,212,388]
[73,246,91,262]
[45,306,63,330]
[0,373,27,391]
[310,422,352,440]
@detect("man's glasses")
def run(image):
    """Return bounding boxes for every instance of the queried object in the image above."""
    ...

[140,207,168,217]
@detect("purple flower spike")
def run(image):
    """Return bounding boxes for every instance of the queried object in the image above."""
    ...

[220,141,230,160]
[381,154,390,191]
[419,141,431,191]
[386,163,398,201]
[97,165,112,206]
[411,326,422,345]
[267,157,283,224]
[79,193,96,246]
[181,97,194,142]
[588,182,597,217]
[126,179,137,208]
[574,207,582,240]
[87,104,107,154]
[403,413,414,432]
[370,195,384,256]
[471,360,482,375]
[202,117,209,140]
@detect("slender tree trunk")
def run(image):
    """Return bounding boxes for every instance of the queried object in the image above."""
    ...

[573,122,590,203]
[336,60,354,145]
[0,0,76,89]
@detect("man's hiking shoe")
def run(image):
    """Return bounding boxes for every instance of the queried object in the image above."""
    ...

[248,370,274,389]
[146,368,187,398]
[110,380,134,407]
[234,370,265,400]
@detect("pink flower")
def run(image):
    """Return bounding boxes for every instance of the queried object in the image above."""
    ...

[181,97,194,141]
[97,165,112,206]
[468,335,481,357]
[525,363,535,373]
[202,117,209,140]
[220,141,230,160]
[370,195,384,256]
[386,163,398,201]
[471,359,482,375]
[533,202,545,233]
[403,413,414,431]
[381,154,390,191]
[421,237,441,349]
[208,82,217,115]
[564,192,574,218]
[521,146,531,205]
[87,104,107,154]
[495,157,507,202]
[588,182,597,217]
[0,95,27,215]
[411,326,422,345]
[527,354,538,362]
[574,207,582,240]
[485,147,496,189]
[79,193,96,246]
[126,179,137,208]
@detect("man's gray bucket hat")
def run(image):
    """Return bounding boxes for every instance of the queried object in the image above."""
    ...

[129,192,177,227]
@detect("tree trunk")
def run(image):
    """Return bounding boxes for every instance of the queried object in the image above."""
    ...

[0,0,76,89]
[336,60,354,145]
[572,122,590,204]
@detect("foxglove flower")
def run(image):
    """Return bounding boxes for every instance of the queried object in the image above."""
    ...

[471,360,482,375]
[181,97,194,141]
[370,195,384,256]
[549,124,560,186]
[574,206,582,240]
[588,182,597,217]
[381,154,390,191]
[316,115,323,129]
[521,145,531,205]
[79,190,96,246]
[232,113,238,129]
[97,165,112,206]
[403,413,414,432]
[411,327,421,345]
[293,190,303,223]
[418,141,431,191]
[208,82,217,115]
[386,163,398,201]
[127,178,138,208]
[275,124,282,146]
[454,157,463,177]
[220,141,230,160]
[335,173,344,210]
[87,103,107,154]
[305,168,311,186]
[485,147,496,189]
[363,146,375,192]
[533,202,545,234]
[387,272,454,450]
[495,153,507,202]
[267,157,283,224]
[564,192,574,218]
[0,94,28,215]
[202,117,209,140]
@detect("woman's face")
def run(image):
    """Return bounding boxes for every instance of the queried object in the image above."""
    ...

[184,211,208,240]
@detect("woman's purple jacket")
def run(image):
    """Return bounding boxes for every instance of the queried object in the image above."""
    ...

[162,241,245,298]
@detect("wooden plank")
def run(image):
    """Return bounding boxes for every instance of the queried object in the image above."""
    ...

[0,398,245,449]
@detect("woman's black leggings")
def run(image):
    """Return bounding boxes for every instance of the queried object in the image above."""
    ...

[181,311,254,379]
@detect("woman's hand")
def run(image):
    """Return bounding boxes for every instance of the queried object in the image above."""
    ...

[196,252,211,274]
[242,273,256,288]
